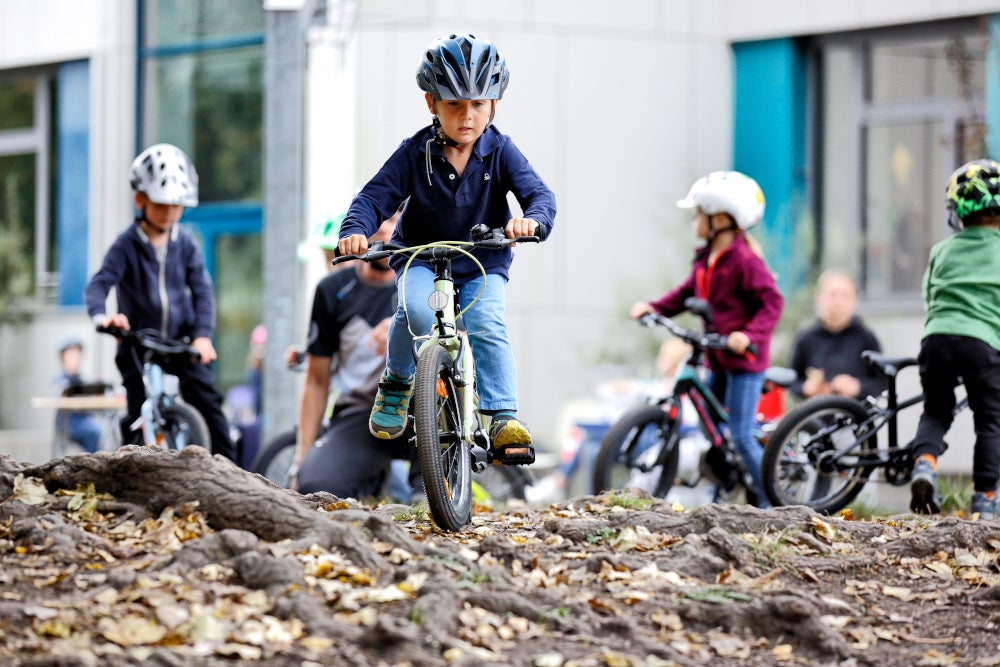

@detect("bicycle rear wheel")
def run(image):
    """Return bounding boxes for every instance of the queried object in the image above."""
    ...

[159,403,210,452]
[592,403,681,498]
[251,429,297,487]
[761,395,877,513]
[414,345,472,531]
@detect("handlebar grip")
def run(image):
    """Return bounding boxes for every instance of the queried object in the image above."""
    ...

[746,343,760,357]
[533,225,547,241]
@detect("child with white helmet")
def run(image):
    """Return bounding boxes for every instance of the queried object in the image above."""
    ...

[84,143,237,462]
[630,171,784,507]
[338,33,556,465]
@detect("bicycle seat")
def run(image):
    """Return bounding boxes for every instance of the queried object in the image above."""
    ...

[764,366,796,388]
[861,351,917,378]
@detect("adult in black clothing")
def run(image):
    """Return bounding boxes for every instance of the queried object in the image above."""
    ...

[289,214,403,498]
[789,269,884,400]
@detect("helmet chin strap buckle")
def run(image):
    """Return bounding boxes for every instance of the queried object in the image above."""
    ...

[136,211,170,235]
[432,116,459,147]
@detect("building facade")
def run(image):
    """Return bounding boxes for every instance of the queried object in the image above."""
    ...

[1,1,998,481]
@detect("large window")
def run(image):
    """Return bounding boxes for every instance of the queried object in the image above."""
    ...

[818,21,987,301]
[0,73,54,309]
[138,0,265,389]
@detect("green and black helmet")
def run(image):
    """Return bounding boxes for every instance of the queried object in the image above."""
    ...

[946,159,1000,229]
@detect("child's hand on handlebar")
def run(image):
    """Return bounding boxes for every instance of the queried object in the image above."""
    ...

[97,313,131,331]
[629,302,656,320]
[726,331,752,355]
[505,217,538,239]
[191,337,217,364]
[338,234,369,257]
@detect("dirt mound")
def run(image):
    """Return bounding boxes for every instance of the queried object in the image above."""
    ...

[0,446,998,666]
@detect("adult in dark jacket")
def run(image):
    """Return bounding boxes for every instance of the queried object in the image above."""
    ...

[789,269,884,400]
[84,143,236,461]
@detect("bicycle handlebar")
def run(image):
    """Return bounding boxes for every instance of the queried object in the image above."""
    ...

[332,224,545,266]
[637,312,759,358]
[96,325,201,361]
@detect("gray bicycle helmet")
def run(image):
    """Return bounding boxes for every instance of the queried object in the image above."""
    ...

[416,33,509,101]
[129,143,199,207]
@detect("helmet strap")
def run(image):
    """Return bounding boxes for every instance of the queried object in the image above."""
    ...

[135,208,170,235]
[432,115,459,148]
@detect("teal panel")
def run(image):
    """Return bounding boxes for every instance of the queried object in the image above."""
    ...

[732,38,808,293]
[988,15,1000,158]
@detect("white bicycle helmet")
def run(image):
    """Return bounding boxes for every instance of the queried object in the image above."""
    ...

[676,170,765,230]
[129,143,199,207]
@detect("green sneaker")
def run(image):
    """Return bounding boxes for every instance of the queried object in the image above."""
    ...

[488,414,535,465]
[369,372,411,440]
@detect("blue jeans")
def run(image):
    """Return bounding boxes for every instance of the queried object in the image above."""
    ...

[386,267,517,412]
[57,411,103,453]
[709,369,769,508]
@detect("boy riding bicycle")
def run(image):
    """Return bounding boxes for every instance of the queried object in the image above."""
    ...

[910,159,1000,520]
[337,33,556,465]
[84,143,237,462]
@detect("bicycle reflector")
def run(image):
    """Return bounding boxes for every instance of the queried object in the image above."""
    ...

[427,290,449,312]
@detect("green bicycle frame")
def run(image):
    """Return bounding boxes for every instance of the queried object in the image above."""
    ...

[411,267,481,450]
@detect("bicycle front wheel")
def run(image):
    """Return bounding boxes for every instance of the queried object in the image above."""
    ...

[159,403,210,452]
[761,395,877,513]
[592,403,681,498]
[414,345,472,531]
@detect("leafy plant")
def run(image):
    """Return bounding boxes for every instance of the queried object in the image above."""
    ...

[585,527,617,545]
[393,504,428,522]
[938,474,973,514]
[607,490,652,510]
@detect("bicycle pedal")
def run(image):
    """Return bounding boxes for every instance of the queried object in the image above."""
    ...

[471,444,488,473]
[488,444,536,466]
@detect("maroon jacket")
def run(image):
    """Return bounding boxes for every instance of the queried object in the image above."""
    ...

[649,235,783,373]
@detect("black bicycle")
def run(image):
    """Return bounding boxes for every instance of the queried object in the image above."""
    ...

[761,350,969,513]
[592,300,794,506]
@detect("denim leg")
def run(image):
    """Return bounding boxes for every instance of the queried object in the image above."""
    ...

[458,274,517,412]
[724,370,768,507]
[386,266,436,380]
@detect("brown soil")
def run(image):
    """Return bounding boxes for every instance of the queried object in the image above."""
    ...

[0,446,998,666]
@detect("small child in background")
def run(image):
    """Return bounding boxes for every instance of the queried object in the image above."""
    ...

[630,171,784,507]
[909,159,1000,520]
[54,338,106,454]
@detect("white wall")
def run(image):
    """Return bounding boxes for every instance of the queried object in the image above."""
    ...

[0,0,135,436]
[305,0,991,478]
[2,0,994,476]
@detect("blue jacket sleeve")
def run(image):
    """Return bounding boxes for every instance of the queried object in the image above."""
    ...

[184,239,216,339]
[500,140,556,238]
[341,140,413,239]
[84,237,127,320]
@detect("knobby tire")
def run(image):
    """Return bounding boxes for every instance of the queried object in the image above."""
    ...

[251,429,297,487]
[761,395,877,513]
[592,403,681,498]
[414,345,472,531]
[159,402,210,452]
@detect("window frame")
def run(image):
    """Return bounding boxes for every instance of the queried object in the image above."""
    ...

[811,18,987,309]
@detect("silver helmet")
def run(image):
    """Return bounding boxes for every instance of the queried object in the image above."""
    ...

[416,33,509,101]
